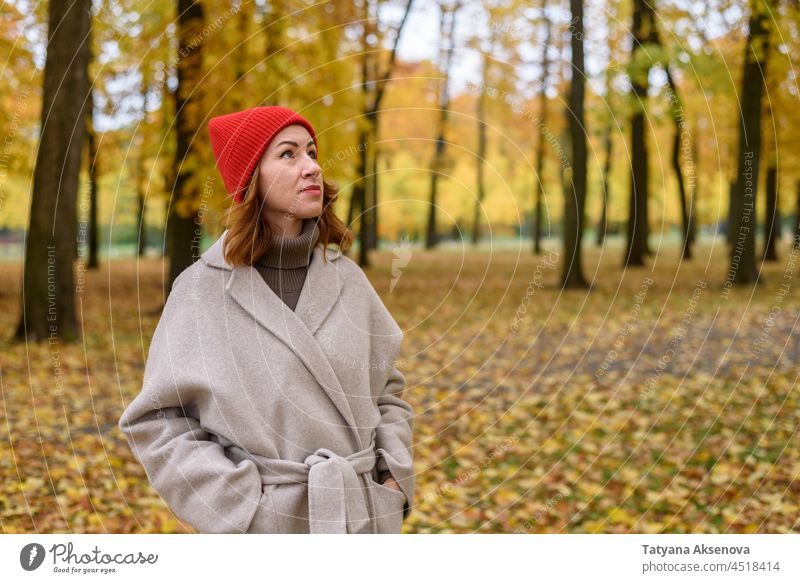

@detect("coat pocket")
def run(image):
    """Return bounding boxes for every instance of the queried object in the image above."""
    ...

[369,477,406,534]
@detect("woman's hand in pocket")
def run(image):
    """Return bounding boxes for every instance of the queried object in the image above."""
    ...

[382,475,402,492]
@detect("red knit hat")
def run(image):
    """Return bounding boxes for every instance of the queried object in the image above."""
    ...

[208,106,318,203]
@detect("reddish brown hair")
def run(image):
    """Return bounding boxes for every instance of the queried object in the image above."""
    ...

[220,165,353,266]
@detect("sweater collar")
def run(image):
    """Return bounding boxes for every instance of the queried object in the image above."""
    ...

[202,223,340,271]
[254,218,321,269]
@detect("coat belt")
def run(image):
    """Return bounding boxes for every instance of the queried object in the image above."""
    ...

[244,442,378,534]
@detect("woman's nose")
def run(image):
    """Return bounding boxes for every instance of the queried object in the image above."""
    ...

[302,155,321,178]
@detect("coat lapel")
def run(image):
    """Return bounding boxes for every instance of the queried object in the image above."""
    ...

[201,231,361,444]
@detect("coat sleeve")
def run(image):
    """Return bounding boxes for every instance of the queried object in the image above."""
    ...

[118,271,270,533]
[343,255,416,520]
[374,354,415,519]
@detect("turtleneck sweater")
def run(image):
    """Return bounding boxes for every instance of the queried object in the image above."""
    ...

[254,218,320,311]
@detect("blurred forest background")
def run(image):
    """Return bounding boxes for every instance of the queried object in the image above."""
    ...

[1,0,799,533]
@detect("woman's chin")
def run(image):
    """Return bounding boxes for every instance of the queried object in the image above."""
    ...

[296,203,323,218]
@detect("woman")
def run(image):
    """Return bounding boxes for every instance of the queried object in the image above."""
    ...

[118,106,414,534]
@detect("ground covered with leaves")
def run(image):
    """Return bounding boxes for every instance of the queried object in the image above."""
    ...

[1,238,798,533]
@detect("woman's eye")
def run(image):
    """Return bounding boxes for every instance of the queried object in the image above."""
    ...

[309,150,317,160]
[280,150,293,158]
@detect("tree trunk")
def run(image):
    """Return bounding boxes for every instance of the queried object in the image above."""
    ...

[356,0,414,263]
[561,0,588,289]
[762,40,781,255]
[137,75,149,258]
[762,164,779,261]
[687,128,698,246]
[793,179,800,249]
[166,0,204,292]
[358,170,372,266]
[86,73,100,270]
[425,132,443,250]
[728,0,770,286]
[347,175,361,237]
[533,1,551,255]
[727,178,737,245]
[356,0,373,265]
[472,52,488,246]
[367,114,379,251]
[162,82,177,260]
[674,123,692,260]
[662,68,693,260]
[597,54,615,248]
[372,139,380,251]
[426,2,458,250]
[624,0,657,267]
[351,129,369,266]
[14,0,91,343]
[626,107,648,265]
[597,126,611,246]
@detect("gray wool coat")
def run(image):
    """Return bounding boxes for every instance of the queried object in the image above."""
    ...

[118,231,414,534]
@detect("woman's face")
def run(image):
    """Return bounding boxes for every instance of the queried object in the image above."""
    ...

[257,124,323,233]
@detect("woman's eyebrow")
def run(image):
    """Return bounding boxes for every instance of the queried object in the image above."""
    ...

[275,139,316,148]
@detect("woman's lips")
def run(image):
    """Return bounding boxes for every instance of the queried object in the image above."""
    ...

[302,186,322,196]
